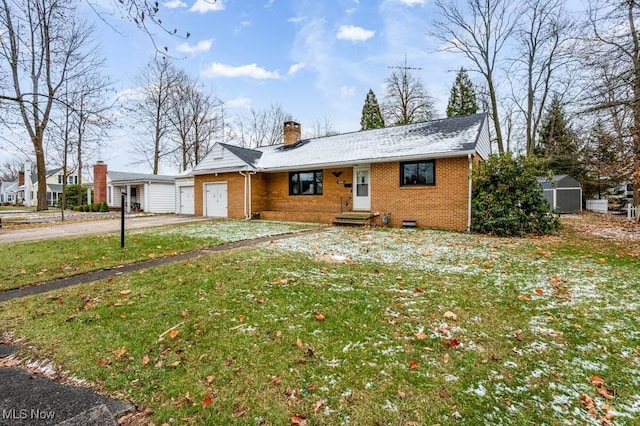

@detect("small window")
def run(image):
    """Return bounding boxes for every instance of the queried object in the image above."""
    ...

[289,170,323,195]
[58,175,62,184]
[400,160,435,186]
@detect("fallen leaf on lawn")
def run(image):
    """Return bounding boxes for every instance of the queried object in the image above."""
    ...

[597,386,614,399]
[290,414,307,425]
[206,375,215,384]
[120,313,126,318]
[184,392,193,405]
[114,346,127,361]
[142,355,150,365]
[517,294,532,301]
[579,394,598,418]
[202,395,212,407]
[169,329,179,339]
[119,289,131,296]
[313,400,325,413]
[422,249,432,256]
[443,338,460,347]
[590,375,605,387]
[535,288,544,295]
[256,297,265,304]
[443,353,450,363]
[271,376,282,386]
[315,314,325,321]
[275,277,288,285]
[20,269,26,274]
[238,315,246,321]
[414,332,427,340]
[296,339,304,349]
[169,361,181,368]
[148,253,156,259]
[181,310,189,318]
[397,390,407,398]
[443,311,457,321]
[599,258,607,264]
[409,360,419,369]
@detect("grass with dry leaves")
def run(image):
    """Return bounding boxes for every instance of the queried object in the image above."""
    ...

[0,214,639,425]
[0,220,319,291]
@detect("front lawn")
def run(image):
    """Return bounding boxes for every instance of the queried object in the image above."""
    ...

[1,217,639,424]
[0,220,320,291]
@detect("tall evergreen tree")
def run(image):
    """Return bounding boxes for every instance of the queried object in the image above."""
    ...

[446,68,478,117]
[360,89,385,130]
[537,95,584,180]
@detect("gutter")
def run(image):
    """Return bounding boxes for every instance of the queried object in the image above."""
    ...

[467,153,472,233]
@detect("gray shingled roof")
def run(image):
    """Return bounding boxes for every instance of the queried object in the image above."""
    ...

[108,171,175,184]
[205,113,488,172]
[219,143,263,167]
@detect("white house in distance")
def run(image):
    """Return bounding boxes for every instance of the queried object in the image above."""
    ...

[92,162,176,213]
[17,163,80,207]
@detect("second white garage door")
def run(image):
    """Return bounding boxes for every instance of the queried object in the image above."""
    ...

[204,182,228,217]
[179,186,194,215]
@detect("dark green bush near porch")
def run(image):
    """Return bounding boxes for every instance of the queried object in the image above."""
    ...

[472,153,560,236]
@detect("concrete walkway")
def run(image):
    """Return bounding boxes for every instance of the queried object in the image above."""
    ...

[0,214,210,244]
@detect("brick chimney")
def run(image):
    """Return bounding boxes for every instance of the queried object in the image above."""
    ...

[18,171,24,186]
[283,121,301,146]
[93,161,108,204]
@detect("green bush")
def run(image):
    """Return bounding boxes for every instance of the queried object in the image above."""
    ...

[472,153,560,237]
[100,202,109,212]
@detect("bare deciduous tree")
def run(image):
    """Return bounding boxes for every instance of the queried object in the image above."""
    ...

[167,73,220,171]
[132,57,182,174]
[382,62,435,126]
[230,104,292,148]
[509,0,577,155]
[585,0,640,209]
[0,0,102,210]
[0,157,23,181]
[432,0,518,153]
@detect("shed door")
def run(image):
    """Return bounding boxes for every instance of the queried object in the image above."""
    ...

[353,166,371,211]
[205,182,228,218]
[179,186,194,215]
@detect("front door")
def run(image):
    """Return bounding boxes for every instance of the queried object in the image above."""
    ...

[205,182,228,217]
[353,166,371,211]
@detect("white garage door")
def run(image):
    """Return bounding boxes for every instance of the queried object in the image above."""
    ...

[205,182,228,218]
[179,186,194,215]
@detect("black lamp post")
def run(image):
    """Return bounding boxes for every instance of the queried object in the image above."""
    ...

[121,190,126,248]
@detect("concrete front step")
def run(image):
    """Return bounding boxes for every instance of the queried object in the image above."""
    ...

[332,211,377,226]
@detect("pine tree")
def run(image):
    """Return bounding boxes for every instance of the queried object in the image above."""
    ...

[360,89,385,130]
[537,95,584,180]
[446,68,478,118]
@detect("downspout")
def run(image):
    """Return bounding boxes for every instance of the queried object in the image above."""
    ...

[249,171,256,218]
[467,154,473,233]
[238,171,249,219]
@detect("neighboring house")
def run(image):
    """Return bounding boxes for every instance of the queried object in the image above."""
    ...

[92,162,176,213]
[537,174,582,214]
[17,165,81,207]
[0,181,18,204]
[190,114,491,231]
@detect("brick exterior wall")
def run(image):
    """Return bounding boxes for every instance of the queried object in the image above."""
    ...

[194,173,247,218]
[194,157,472,231]
[93,162,108,204]
[371,157,470,231]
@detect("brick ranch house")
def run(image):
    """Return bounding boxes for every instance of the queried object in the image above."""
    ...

[191,113,490,231]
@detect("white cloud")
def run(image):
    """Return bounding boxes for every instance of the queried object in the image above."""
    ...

[201,63,281,79]
[336,25,375,42]
[395,0,425,5]
[190,0,225,13]
[340,86,356,98]
[164,0,187,8]
[265,0,275,7]
[288,16,305,23]
[175,39,213,56]
[288,62,305,76]
[226,96,252,109]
